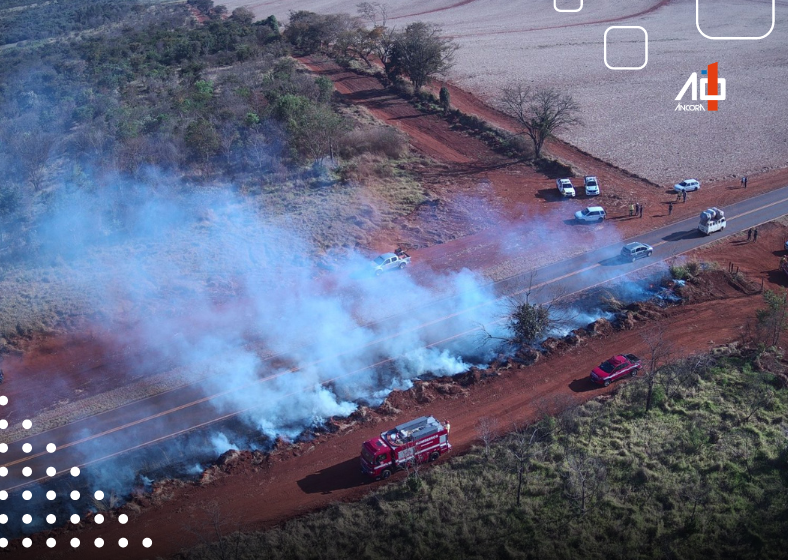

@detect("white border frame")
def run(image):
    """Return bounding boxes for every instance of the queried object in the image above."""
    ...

[554,0,582,13]
[603,26,648,71]
[696,0,774,40]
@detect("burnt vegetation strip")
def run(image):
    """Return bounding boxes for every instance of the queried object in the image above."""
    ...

[184,350,788,560]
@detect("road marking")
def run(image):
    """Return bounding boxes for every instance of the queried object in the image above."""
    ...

[5,190,788,479]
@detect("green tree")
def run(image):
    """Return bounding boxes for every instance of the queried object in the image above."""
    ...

[391,22,458,93]
[315,76,334,103]
[185,119,220,162]
[499,83,582,159]
[439,86,451,112]
[231,7,254,25]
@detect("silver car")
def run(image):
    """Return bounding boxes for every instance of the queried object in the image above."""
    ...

[621,242,653,262]
[673,179,700,192]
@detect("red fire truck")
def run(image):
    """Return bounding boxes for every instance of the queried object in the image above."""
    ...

[360,416,451,479]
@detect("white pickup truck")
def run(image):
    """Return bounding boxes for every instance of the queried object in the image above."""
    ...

[556,178,576,198]
[371,249,411,275]
[698,207,725,235]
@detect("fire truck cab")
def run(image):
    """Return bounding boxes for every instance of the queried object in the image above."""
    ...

[360,416,451,480]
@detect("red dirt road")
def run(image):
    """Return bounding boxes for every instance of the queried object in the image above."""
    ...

[13,222,788,560]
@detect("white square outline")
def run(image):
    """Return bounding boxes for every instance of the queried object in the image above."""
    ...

[699,78,726,101]
[603,26,648,71]
[696,0,774,40]
[554,0,582,13]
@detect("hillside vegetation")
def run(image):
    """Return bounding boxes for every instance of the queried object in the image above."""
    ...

[0,1,422,346]
[184,350,788,560]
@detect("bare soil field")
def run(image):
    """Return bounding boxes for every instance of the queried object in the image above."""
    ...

[13,220,788,560]
[230,0,788,184]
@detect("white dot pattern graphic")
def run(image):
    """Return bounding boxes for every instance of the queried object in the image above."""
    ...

[0,395,153,550]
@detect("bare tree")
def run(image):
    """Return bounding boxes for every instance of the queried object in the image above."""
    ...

[498,83,582,159]
[508,423,549,506]
[659,353,711,403]
[562,446,606,515]
[12,130,57,190]
[679,475,710,532]
[357,1,388,28]
[739,381,775,425]
[641,324,673,413]
[476,416,499,460]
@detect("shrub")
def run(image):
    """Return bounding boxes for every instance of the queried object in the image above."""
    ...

[338,127,408,159]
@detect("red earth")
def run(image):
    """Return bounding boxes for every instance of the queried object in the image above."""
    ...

[5,57,788,560]
[11,221,788,560]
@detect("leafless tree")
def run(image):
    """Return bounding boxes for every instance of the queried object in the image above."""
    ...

[641,324,674,413]
[659,353,711,403]
[562,446,606,515]
[357,1,388,28]
[183,500,243,560]
[476,416,499,460]
[218,123,240,166]
[508,423,550,506]
[679,474,710,531]
[739,381,775,425]
[498,83,582,159]
[11,129,57,190]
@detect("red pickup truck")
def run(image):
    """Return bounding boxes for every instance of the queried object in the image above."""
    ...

[590,354,642,387]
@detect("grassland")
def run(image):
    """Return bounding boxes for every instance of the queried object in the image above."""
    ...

[184,349,788,560]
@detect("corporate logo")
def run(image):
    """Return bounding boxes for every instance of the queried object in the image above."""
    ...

[675,62,726,112]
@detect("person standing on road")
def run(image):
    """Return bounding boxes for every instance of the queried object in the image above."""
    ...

[747,228,753,241]
[629,203,634,217]
[754,228,759,242]
[668,201,673,215]
[744,176,748,188]
[639,204,644,218]
[682,190,687,203]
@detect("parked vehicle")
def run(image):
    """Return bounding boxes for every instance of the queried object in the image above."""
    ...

[574,206,606,223]
[360,416,451,479]
[621,242,653,261]
[590,354,642,387]
[371,248,411,276]
[556,178,576,197]
[674,179,701,192]
[583,176,600,196]
[698,207,726,235]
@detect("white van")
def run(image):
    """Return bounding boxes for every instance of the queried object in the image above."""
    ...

[698,207,725,235]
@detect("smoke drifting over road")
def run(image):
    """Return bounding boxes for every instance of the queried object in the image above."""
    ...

[20,177,500,454]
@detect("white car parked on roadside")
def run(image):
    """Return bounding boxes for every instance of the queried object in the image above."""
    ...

[674,179,700,192]
[584,176,600,196]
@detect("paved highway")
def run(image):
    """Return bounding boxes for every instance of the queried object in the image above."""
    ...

[2,184,787,525]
